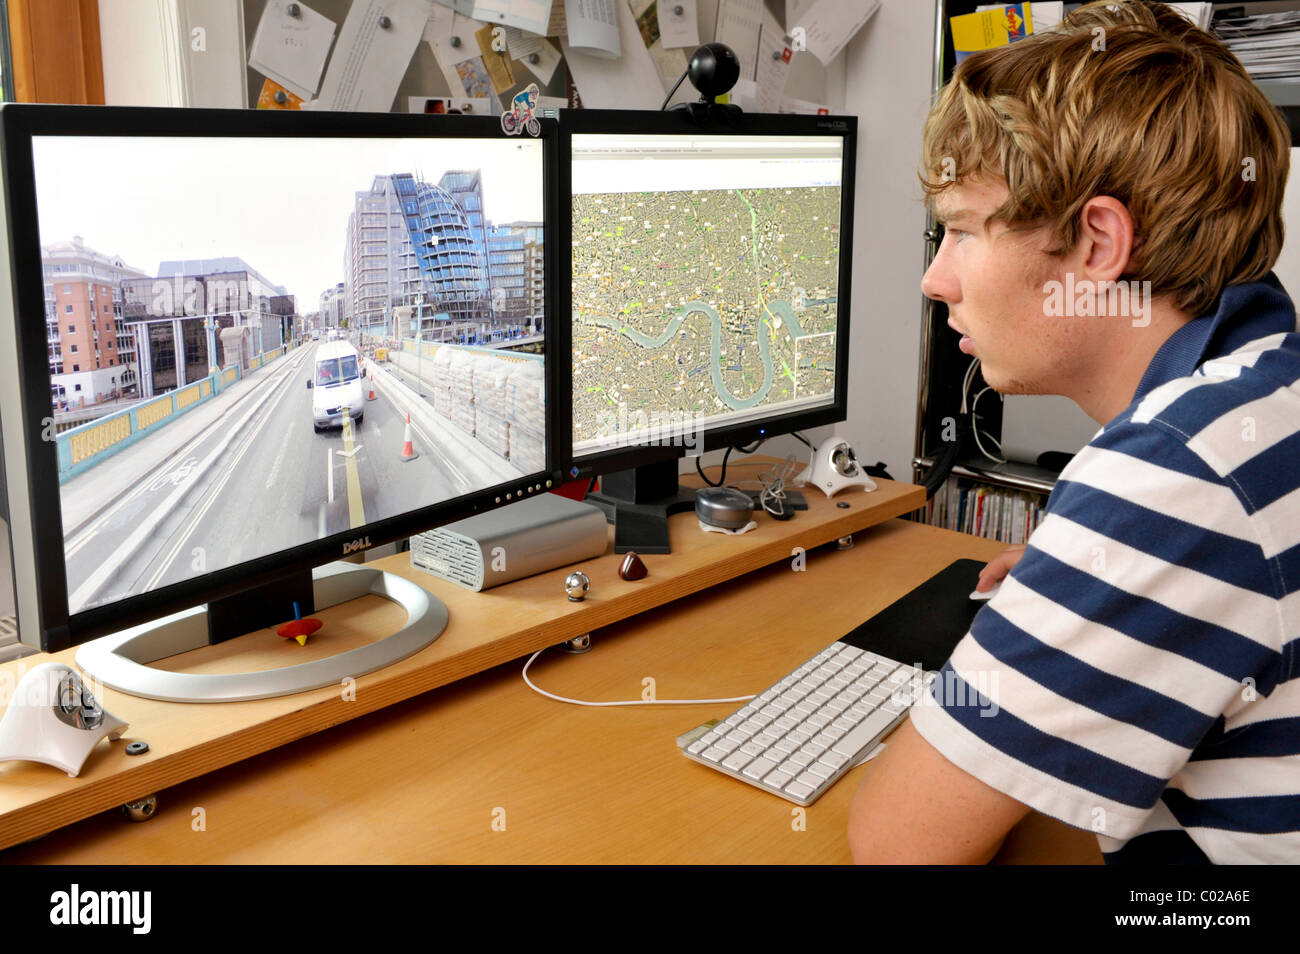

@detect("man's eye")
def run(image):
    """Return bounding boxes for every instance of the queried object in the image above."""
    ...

[948,228,970,242]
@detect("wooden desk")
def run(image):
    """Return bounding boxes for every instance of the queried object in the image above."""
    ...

[2,518,1101,864]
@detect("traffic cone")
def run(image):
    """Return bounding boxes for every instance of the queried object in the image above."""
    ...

[367,374,376,401]
[400,412,419,462]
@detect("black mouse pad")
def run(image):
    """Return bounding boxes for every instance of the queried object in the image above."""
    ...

[839,559,987,671]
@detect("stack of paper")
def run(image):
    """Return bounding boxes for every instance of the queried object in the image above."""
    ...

[1216,10,1300,82]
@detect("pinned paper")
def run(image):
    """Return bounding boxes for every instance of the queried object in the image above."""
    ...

[471,0,555,36]
[426,10,491,103]
[433,0,478,13]
[257,77,305,109]
[567,0,620,58]
[792,0,880,66]
[248,0,338,101]
[315,0,429,111]
[715,0,763,79]
[456,55,495,97]
[506,29,563,84]
[658,0,699,48]
[628,0,688,94]
[753,18,793,112]
[476,22,518,93]
[408,95,493,114]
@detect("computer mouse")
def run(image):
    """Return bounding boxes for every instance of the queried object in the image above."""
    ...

[969,582,1001,601]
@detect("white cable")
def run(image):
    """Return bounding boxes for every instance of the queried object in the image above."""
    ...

[971,384,1007,463]
[522,648,756,707]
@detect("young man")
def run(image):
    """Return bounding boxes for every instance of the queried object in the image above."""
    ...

[848,1,1300,863]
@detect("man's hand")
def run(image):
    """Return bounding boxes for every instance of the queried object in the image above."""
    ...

[975,544,1026,593]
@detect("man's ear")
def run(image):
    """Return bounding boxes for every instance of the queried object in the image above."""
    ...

[1076,196,1135,283]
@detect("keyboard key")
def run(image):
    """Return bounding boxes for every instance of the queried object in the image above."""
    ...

[804,741,827,758]
[765,770,794,790]
[700,746,728,763]
[784,780,814,800]
[796,770,824,788]
[788,729,812,745]
[754,730,782,747]
[789,750,815,767]
[806,761,834,780]
[774,716,799,731]
[831,708,905,758]
[743,757,781,781]
[740,741,766,757]
[722,750,754,771]
[807,713,832,729]
[725,730,749,745]
[774,738,799,755]
[715,738,739,755]
[819,751,849,771]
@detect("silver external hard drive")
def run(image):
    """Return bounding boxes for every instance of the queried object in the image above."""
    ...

[410,494,609,591]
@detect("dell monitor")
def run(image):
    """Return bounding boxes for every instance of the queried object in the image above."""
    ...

[0,104,559,701]
[556,109,855,551]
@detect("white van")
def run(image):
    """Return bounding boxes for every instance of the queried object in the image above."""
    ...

[309,341,365,432]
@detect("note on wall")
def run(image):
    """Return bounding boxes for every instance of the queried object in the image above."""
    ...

[567,0,621,58]
[248,0,338,101]
[715,0,763,79]
[475,22,518,93]
[793,0,880,66]
[314,0,431,111]
[471,0,555,36]
[753,18,792,112]
[628,0,688,93]
[506,28,563,84]
[658,0,699,48]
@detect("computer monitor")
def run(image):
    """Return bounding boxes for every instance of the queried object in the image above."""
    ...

[556,109,855,551]
[0,104,559,701]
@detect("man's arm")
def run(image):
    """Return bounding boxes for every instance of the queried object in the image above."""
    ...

[847,719,1032,864]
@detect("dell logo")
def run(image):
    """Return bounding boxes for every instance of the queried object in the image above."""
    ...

[342,536,371,555]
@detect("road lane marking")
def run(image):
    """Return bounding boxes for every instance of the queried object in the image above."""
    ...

[341,412,365,528]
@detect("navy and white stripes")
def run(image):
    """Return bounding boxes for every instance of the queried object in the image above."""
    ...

[910,274,1300,864]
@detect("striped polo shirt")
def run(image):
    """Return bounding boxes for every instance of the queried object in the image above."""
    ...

[909,273,1300,864]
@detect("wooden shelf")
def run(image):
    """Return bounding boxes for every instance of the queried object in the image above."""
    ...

[0,462,923,850]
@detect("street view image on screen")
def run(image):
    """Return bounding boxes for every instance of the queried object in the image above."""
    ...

[36,135,546,617]
[569,133,842,455]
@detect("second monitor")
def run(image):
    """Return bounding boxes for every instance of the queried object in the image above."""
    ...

[558,109,857,551]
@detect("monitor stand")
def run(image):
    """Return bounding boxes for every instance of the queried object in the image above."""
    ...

[75,562,447,703]
[586,458,697,554]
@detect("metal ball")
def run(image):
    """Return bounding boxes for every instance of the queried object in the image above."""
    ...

[564,571,591,602]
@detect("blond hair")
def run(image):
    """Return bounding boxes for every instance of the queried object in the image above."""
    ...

[921,1,1290,317]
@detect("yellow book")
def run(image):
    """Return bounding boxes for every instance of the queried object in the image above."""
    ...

[951,4,1033,62]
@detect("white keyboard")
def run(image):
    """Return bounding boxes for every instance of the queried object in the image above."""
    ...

[682,642,927,805]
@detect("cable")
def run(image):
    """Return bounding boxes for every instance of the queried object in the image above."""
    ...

[971,385,1007,464]
[660,66,690,110]
[695,445,734,486]
[522,648,755,707]
[791,431,815,450]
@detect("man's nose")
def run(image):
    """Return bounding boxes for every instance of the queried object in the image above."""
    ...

[921,246,956,304]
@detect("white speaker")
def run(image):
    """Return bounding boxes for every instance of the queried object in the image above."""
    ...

[0,663,128,777]
[796,436,878,498]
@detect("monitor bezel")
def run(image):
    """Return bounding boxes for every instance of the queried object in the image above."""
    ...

[0,103,562,653]
[555,107,856,480]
